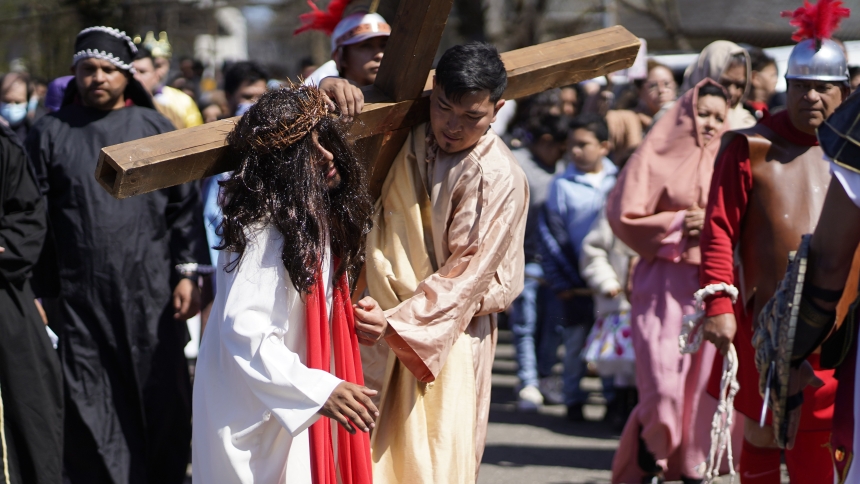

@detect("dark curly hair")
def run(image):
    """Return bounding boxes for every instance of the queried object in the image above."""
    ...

[216,87,373,293]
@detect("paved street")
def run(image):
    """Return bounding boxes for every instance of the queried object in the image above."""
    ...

[184,327,789,483]
[481,329,790,484]
[479,329,617,484]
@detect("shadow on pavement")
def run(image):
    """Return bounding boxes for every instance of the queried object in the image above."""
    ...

[488,404,619,441]
[482,444,615,471]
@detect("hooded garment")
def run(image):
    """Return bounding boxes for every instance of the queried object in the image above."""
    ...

[681,40,756,130]
[607,78,731,266]
[607,79,739,483]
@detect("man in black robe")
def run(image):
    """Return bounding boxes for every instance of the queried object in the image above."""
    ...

[0,119,63,484]
[25,26,207,484]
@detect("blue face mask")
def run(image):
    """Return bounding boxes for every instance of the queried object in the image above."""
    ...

[0,102,27,125]
[235,102,254,116]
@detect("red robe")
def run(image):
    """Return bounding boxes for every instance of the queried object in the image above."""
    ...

[699,111,837,431]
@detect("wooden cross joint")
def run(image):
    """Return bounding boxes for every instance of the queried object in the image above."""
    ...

[94,0,639,200]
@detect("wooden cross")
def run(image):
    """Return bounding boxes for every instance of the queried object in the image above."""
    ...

[94,1,640,199]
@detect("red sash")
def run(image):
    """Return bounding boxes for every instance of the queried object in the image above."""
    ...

[305,262,372,484]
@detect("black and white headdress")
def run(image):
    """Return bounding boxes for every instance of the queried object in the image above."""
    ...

[72,26,138,74]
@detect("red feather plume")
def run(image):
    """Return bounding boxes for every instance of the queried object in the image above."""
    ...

[781,0,850,42]
[294,0,353,36]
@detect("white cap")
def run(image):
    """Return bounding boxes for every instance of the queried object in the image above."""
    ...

[331,13,390,53]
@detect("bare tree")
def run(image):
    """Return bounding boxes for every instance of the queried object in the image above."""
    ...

[453,0,487,43]
[615,0,691,50]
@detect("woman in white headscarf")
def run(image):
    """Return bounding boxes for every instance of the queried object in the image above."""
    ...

[681,40,757,130]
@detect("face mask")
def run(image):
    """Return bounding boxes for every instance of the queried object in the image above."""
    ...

[28,96,39,113]
[0,102,27,125]
[235,102,253,116]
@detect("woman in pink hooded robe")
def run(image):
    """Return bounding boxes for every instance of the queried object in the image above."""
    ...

[606,79,739,483]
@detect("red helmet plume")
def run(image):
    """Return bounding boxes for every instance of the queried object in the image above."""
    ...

[295,0,353,36]
[781,0,850,43]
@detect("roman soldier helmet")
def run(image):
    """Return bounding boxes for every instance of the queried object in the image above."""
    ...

[783,0,850,82]
[294,0,390,53]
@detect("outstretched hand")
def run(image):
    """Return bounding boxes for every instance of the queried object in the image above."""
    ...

[318,77,364,121]
[353,296,389,346]
[319,382,378,434]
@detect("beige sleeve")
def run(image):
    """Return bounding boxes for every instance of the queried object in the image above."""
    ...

[383,160,527,382]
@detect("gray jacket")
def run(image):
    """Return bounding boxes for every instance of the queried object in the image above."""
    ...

[579,209,636,317]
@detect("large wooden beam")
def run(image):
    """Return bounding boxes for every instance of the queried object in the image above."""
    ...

[96,26,640,199]
[373,0,453,102]
[363,0,453,198]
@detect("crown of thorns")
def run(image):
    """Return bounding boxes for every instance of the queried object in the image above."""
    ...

[242,81,333,154]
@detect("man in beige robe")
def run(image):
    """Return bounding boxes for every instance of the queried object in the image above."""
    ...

[353,42,528,483]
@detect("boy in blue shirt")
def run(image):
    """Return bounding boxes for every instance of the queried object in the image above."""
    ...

[539,114,617,420]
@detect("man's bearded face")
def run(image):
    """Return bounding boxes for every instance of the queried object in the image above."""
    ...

[312,130,342,190]
[73,57,129,111]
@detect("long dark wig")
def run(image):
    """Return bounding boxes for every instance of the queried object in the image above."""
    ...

[216,87,373,294]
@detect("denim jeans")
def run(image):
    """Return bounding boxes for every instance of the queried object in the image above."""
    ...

[544,293,615,405]
[509,262,556,388]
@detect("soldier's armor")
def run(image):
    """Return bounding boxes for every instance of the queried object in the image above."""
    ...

[729,123,831,319]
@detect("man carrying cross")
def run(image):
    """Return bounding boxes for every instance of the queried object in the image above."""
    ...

[88,8,641,480]
[192,86,378,484]
[353,42,528,482]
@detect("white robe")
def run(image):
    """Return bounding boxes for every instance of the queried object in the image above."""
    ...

[192,226,342,483]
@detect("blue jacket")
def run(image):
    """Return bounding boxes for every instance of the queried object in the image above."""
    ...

[539,157,617,293]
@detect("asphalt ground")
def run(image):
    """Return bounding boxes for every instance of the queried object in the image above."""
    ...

[479,329,618,484]
[185,327,789,483]
[479,329,790,484]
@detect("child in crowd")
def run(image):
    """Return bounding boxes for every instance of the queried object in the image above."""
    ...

[538,114,617,421]
[579,209,637,430]
[508,107,568,411]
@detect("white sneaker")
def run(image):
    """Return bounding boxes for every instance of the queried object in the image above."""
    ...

[539,376,564,405]
[517,385,543,412]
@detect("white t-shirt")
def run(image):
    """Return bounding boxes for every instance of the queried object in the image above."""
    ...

[304,60,339,87]
[580,169,607,188]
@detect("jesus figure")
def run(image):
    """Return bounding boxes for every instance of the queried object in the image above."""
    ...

[192,86,381,484]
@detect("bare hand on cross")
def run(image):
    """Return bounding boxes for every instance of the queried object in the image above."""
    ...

[318,77,365,120]
[94,21,640,200]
